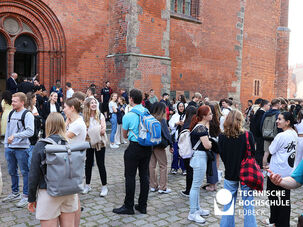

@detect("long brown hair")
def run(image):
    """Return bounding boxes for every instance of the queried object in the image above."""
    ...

[223,109,245,138]
[150,102,166,121]
[45,112,67,139]
[208,103,221,137]
[189,105,211,131]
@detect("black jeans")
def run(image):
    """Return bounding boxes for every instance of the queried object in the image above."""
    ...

[183,158,193,194]
[267,177,291,227]
[255,136,264,169]
[124,141,152,209]
[85,147,107,185]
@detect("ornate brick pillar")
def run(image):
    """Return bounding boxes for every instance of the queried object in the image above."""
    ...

[7,47,16,76]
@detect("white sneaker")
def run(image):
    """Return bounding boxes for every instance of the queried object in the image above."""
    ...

[158,188,172,194]
[100,186,108,197]
[150,187,158,192]
[82,185,91,194]
[110,144,119,149]
[2,193,21,202]
[122,141,128,144]
[188,211,206,223]
[199,208,210,216]
[16,196,28,208]
[115,142,121,145]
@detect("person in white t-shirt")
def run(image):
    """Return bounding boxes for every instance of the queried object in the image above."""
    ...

[64,98,87,144]
[63,97,87,227]
[65,82,74,99]
[264,111,297,227]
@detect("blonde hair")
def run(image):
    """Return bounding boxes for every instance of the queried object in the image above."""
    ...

[45,112,67,139]
[12,92,27,104]
[223,109,245,138]
[83,98,101,128]
[49,92,58,101]
[110,93,118,101]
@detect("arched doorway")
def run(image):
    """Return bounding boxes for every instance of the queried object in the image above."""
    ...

[0,33,7,93]
[14,35,37,81]
[0,0,66,90]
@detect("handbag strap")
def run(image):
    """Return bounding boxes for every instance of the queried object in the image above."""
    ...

[245,131,252,157]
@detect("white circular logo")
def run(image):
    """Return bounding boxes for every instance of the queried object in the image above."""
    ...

[216,189,232,205]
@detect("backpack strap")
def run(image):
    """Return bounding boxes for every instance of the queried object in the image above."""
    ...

[8,110,16,124]
[20,109,30,129]
[191,124,205,151]
[8,109,30,129]
[245,131,252,157]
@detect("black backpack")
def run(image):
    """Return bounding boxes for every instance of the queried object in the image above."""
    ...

[8,109,41,145]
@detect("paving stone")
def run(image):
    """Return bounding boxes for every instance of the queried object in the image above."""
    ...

[1,142,303,226]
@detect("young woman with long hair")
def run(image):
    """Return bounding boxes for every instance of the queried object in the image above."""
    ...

[42,92,60,120]
[169,102,186,174]
[115,96,127,145]
[149,102,173,194]
[180,105,197,197]
[187,105,212,224]
[64,97,87,227]
[218,110,257,227]
[25,92,41,168]
[202,103,221,191]
[82,98,108,196]
[108,93,119,148]
[28,112,78,227]
[265,112,297,227]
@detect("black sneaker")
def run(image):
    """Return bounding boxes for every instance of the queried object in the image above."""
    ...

[113,205,134,215]
[180,190,190,197]
[135,204,147,214]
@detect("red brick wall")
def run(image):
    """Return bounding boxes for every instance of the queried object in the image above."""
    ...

[240,0,281,104]
[43,0,110,95]
[170,0,240,102]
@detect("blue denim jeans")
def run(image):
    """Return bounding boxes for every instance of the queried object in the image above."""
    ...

[189,150,207,214]
[171,142,185,171]
[4,148,29,196]
[110,113,117,143]
[28,145,34,169]
[220,179,257,227]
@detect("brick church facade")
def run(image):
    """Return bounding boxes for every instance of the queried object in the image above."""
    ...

[0,0,289,106]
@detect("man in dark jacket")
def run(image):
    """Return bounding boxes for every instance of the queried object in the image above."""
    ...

[250,99,270,168]
[6,72,18,94]
[260,98,281,168]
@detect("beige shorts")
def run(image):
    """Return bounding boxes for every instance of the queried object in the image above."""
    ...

[36,189,78,220]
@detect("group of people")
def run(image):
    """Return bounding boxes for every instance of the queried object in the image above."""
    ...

[0,73,303,227]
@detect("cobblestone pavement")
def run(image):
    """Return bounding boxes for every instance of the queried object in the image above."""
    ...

[0,142,302,226]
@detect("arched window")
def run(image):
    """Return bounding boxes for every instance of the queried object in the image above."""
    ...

[0,33,7,92]
[14,35,37,79]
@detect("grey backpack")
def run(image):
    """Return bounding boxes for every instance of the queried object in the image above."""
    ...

[262,114,278,140]
[40,138,90,197]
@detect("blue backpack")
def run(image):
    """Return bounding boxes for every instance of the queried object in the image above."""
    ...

[130,108,162,146]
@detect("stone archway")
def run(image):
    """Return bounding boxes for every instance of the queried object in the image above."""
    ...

[0,0,66,90]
